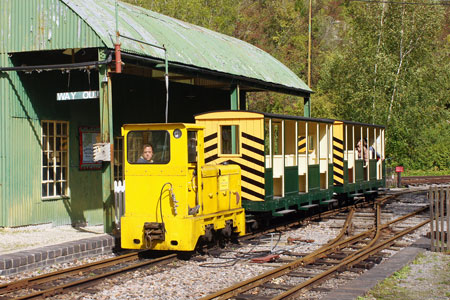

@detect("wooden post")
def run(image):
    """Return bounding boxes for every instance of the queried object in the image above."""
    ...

[99,49,114,234]
[440,187,445,252]
[230,84,239,154]
[304,97,311,117]
[430,186,435,252]
[446,186,449,251]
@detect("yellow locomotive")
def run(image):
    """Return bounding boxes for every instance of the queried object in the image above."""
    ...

[120,123,245,251]
[120,111,385,251]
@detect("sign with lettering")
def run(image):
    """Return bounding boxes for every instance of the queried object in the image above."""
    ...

[395,166,404,173]
[57,91,99,101]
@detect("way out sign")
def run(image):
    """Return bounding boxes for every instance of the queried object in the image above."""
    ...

[57,90,99,101]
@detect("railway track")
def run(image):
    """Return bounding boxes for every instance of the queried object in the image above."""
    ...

[0,189,428,299]
[200,203,429,300]
[240,188,424,243]
[401,175,450,186]
[0,252,176,299]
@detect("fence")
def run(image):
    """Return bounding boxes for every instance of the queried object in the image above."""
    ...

[114,180,126,230]
[429,185,449,252]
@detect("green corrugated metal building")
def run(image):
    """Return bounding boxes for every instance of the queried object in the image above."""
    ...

[0,0,311,230]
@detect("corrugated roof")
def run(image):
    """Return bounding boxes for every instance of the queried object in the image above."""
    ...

[0,0,104,53]
[63,0,312,95]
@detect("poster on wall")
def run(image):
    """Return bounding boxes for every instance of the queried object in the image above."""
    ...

[79,127,102,170]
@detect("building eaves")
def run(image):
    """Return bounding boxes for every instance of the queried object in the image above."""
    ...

[63,0,312,96]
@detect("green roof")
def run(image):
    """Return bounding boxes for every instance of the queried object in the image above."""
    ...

[1,0,312,95]
[64,0,311,95]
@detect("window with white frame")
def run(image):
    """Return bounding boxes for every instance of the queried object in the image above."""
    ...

[114,136,124,181]
[42,121,69,198]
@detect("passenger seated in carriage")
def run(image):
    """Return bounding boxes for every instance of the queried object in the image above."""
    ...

[357,139,380,167]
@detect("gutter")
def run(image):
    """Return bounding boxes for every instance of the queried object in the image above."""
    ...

[0,52,113,73]
[120,52,313,97]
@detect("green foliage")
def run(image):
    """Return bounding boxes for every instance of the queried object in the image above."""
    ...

[122,0,449,172]
[317,1,449,171]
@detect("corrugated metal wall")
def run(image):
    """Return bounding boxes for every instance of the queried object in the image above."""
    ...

[0,54,8,226]
[0,0,8,227]
[1,56,104,227]
[1,0,103,53]
[0,56,40,226]
[0,0,105,226]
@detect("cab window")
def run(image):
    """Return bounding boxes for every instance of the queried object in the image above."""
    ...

[127,131,170,164]
[188,131,198,163]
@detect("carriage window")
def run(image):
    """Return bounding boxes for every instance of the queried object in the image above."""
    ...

[188,131,198,163]
[221,125,240,155]
[127,131,170,164]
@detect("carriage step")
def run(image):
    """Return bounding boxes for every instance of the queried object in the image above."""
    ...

[349,193,364,198]
[299,204,318,210]
[277,209,296,214]
[320,199,337,205]
[272,209,296,216]
[364,190,378,194]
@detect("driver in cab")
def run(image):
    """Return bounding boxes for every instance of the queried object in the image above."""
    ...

[137,144,154,163]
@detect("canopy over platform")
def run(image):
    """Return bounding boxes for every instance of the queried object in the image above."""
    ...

[1,0,312,96]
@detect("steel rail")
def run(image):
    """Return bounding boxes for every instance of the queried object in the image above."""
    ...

[273,218,430,300]
[200,204,428,300]
[10,254,177,300]
[240,188,412,242]
[0,251,141,294]
[200,208,359,300]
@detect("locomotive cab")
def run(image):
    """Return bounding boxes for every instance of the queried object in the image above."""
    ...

[120,123,245,251]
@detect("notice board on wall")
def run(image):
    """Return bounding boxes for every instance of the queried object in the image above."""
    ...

[79,127,102,170]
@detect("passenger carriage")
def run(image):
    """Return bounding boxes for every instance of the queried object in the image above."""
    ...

[195,111,385,219]
[332,120,385,200]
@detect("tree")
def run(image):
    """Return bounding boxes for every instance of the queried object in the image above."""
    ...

[317,1,449,170]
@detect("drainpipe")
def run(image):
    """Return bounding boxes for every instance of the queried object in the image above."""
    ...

[115,0,122,73]
[0,53,112,72]
[164,46,169,123]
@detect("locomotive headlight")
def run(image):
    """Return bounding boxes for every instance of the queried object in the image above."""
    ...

[173,129,182,139]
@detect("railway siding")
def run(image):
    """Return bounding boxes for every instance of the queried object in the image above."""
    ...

[0,188,444,299]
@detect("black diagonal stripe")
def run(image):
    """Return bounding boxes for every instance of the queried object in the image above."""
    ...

[242,154,265,168]
[204,132,217,143]
[333,163,344,171]
[205,154,218,164]
[298,144,306,150]
[242,186,265,200]
[333,136,343,146]
[226,160,265,179]
[333,146,344,154]
[204,143,217,154]
[333,154,344,163]
[241,175,265,189]
[334,172,344,180]
[242,143,264,156]
[242,132,264,146]
[334,180,344,185]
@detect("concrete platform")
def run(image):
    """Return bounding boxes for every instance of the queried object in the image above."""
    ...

[321,237,431,300]
[0,229,117,276]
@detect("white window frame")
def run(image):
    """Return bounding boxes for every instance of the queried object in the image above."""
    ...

[41,120,69,199]
[114,136,124,181]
